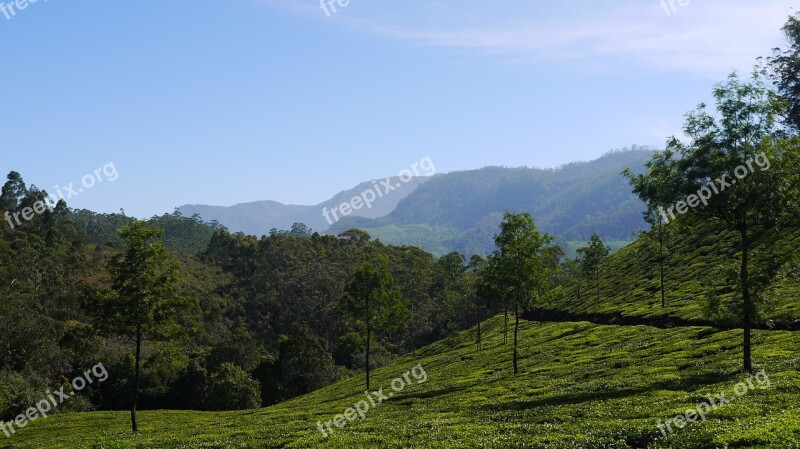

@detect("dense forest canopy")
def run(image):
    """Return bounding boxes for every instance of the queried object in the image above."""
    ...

[0,177,485,418]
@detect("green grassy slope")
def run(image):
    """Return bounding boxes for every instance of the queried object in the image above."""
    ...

[542,222,800,328]
[8,316,800,448]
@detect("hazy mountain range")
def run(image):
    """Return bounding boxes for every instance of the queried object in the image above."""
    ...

[179,148,655,255]
[178,177,429,237]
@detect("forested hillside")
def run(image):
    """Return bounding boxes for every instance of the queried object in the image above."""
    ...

[330,148,654,256]
[0,172,485,423]
[540,219,800,329]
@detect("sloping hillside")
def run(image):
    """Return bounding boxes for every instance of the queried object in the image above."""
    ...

[11,316,800,448]
[180,150,655,254]
[540,221,800,329]
[330,149,654,256]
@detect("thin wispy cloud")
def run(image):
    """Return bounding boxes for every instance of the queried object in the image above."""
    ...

[263,0,795,77]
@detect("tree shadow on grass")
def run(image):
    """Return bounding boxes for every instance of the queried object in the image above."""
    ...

[478,370,740,412]
[533,325,594,346]
[393,385,466,404]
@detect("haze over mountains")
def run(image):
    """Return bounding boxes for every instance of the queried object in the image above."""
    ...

[179,148,655,255]
[178,177,430,236]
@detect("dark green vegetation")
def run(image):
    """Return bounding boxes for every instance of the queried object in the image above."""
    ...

[577,234,610,303]
[342,259,410,390]
[0,174,484,427]
[94,222,190,431]
[8,316,800,448]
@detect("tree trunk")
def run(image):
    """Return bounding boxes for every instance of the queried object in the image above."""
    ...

[659,230,666,308]
[366,324,371,391]
[741,226,753,373]
[476,321,482,351]
[131,326,141,432]
[503,309,508,345]
[513,305,519,375]
[596,269,600,303]
[476,295,482,351]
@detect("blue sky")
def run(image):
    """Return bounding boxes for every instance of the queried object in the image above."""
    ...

[0,0,794,218]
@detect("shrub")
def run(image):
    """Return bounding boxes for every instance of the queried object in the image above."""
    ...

[334,332,365,369]
[0,370,49,421]
[277,325,339,399]
[206,363,261,411]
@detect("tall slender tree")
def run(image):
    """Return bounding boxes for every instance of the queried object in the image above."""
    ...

[630,72,799,372]
[648,211,671,308]
[94,221,190,432]
[467,255,486,351]
[480,212,553,374]
[625,152,681,308]
[342,259,410,390]
[577,234,609,304]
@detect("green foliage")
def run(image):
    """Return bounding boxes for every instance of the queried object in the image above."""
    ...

[276,325,339,400]
[622,72,800,372]
[71,209,222,256]
[577,233,610,303]
[481,213,554,312]
[343,261,410,334]
[164,360,208,410]
[0,370,49,420]
[577,234,610,276]
[269,222,314,238]
[206,363,261,411]
[479,212,554,373]
[95,221,188,341]
[540,219,800,326]
[342,259,411,389]
[333,332,366,369]
[147,212,224,256]
[337,223,459,256]
[767,11,800,131]
[91,221,195,431]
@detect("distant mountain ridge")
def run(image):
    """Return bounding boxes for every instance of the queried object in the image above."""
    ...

[179,148,655,255]
[178,177,429,236]
[329,148,655,255]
